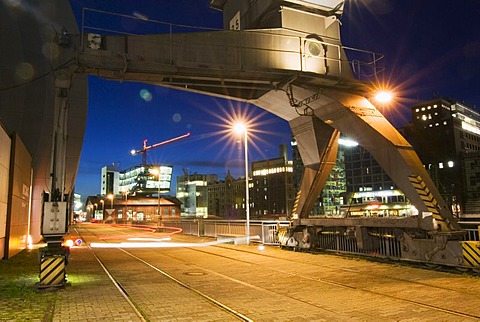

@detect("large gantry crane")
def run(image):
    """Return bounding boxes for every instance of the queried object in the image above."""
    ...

[34,0,479,286]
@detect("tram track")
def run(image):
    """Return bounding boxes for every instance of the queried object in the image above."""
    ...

[76,226,253,321]
[202,242,480,296]
[178,245,480,320]
[74,225,480,321]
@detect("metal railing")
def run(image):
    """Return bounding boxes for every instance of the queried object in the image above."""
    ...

[166,219,290,245]
[79,7,384,82]
[316,227,402,258]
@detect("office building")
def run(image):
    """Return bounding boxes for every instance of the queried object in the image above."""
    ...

[250,145,294,218]
[463,152,480,215]
[403,98,480,215]
[207,145,293,219]
[117,165,173,196]
[341,142,410,218]
[207,171,246,219]
[176,172,218,217]
[291,137,347,216]
[101,164,119,196]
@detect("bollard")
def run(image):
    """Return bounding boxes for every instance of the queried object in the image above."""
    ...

[36,244,70,289]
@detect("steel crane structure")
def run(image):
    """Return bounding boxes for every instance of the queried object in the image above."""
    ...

[61,0,470,268]
[4,0,477,285]
[130,132,190,165]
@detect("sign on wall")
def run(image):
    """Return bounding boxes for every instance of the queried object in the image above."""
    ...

[230,11,240,30]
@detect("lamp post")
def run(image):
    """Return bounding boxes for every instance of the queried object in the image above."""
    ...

[151,168,162,228]
[99,200,104,220]
[233,122,250,244]
[107,194,114,209]
[122,190,128,221]
[157,167,161,228]
[94,203,98,221]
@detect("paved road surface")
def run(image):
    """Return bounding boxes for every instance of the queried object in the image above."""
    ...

[48,223,480,321]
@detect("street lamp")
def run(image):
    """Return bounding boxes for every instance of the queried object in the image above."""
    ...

[107,194,114,209]
[233,121,250,244]
[121,190,128,221]
[99,200,104,220]
[151,168,162,228]
[94,203,98,221]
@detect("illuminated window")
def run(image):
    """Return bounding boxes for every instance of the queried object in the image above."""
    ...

[421,107,425,111]
[439,162,444,169]
[422,115,427,121]
[448,161,454,168]
[415,108,420,112]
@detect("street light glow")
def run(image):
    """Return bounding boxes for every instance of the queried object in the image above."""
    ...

[107,194,114,209]
[233,122,247,135]
[374,90,393,103]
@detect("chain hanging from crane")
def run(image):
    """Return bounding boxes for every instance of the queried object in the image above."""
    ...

[285,84,326,116]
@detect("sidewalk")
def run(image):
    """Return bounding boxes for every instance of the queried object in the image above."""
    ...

[1,246,56,321]
[0,245,142,321]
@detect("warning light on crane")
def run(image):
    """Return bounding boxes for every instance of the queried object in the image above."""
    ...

[130,133,190,165]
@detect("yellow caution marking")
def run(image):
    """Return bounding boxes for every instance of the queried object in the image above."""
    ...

[408,175,443,221]
[462,241,480,267]
[39,256,66,287]
[277,227,289,245]
[292,190,301,215]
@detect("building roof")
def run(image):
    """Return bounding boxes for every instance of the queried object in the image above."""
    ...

[86,195,182,207]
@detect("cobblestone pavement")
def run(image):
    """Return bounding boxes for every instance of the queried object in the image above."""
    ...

[2,224,480,321]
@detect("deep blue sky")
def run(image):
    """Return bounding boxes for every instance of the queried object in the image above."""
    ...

[70,0,480,198]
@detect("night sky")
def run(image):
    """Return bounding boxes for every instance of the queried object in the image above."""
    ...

[70,0,480,199]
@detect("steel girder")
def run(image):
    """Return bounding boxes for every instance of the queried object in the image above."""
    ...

[72,29,460,232]
[253,85,461,232]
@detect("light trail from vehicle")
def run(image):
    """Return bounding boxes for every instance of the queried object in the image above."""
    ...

[90,235,260,248]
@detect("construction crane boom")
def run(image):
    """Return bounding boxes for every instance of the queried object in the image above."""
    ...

[130,132,190,165]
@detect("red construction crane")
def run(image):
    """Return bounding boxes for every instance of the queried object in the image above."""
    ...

[130,132,190,165]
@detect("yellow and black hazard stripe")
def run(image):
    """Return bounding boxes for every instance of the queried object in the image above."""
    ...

[277,227,288,245]
[292,190,301,216]
[408,175,442,221]
[39,256,66,287]
[462,241,480,267]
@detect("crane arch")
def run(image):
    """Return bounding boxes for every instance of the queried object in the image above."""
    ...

[1,0,462,253]
[68,27,459,232]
